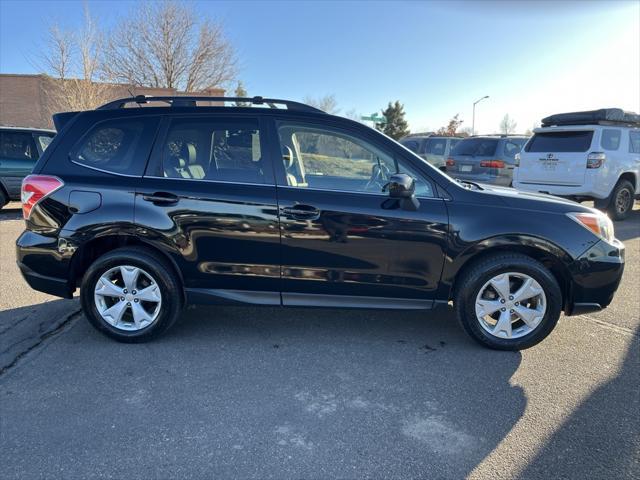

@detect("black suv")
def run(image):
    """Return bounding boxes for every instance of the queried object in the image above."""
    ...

[16,96,625,350]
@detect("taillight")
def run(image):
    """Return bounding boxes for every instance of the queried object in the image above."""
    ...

[587,152,606,169]
[480,160,505,168]
[446,157,455,167]
[21,175,64,220]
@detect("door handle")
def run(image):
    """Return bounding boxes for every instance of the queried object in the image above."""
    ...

[280,204,320,220]
[141,192,179,205]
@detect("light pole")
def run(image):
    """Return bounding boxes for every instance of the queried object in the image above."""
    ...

[472,95,489,136]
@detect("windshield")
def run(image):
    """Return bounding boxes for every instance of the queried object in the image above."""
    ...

[452,138,499,156]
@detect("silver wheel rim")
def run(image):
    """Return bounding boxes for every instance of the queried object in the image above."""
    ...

[475,272,547,339]
[94,265,162,331]
[616,188,631,214]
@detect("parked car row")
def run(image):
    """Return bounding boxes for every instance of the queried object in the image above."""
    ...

[400,108,639,220]
[15,95,625,351]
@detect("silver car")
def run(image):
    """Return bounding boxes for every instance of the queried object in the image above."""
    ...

[400,135,462,170]
[445,135,528,186]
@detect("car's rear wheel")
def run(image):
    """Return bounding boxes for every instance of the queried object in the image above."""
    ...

[606,179,635,221]
[0,189,8,209]
[455,253,562,350]
[80,247,183,342]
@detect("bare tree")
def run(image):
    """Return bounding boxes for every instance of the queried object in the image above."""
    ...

[303,94,340,114]
[38,6,113,117]
[436,114,464,136]
[499,114,518,134]
[102,0,237,91]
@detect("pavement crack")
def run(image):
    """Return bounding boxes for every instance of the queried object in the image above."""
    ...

[0,308,82,376]
[579,315,639,337]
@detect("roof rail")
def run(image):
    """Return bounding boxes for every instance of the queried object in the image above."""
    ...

[96,95,325,114]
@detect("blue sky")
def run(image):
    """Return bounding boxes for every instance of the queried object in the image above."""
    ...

[1,0,638,133]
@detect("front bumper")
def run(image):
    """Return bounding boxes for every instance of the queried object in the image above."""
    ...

[565,238,625,315]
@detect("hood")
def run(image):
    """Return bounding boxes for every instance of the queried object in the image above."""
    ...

[476,184,595,214]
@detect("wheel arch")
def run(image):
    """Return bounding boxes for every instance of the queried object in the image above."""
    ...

[618,171,637,191]
[69,233,186,302]
[446,235,574,312]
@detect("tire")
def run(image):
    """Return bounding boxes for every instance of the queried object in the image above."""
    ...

[454,253,562,350]
[0,188,8,209]
[606,179,635,221]
[80,247,183,342]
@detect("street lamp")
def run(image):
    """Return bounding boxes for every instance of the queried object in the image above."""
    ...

[472,95,489,136]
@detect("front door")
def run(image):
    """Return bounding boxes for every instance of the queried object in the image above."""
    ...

[272,119,449,308]
[136,115,281,305]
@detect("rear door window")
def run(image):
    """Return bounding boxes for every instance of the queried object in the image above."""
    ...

[601,129,621,151]
[0,131,37,160]
[630,131,640,153]
[72,117,160,176]
[525,131,593,152]
[159,117,268,184]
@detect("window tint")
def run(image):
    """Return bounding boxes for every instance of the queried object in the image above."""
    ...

[278,123,433,197]
[503,140,524,158]
[0,131,36,160]
[73,117,159,175]
[601,129,621,151]
[161,118,265,184]
[401,139,420,153]
[449,139,461,151]
[452,138,499,156]
[425,138,446,155]
[525,131,593,153]
[630,130,640,153]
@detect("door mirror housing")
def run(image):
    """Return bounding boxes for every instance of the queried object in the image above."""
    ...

[384,173,419,211]
[386,173,415,198]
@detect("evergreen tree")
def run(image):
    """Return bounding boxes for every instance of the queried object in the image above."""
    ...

[234,81,248,106]
[378,101,410,140]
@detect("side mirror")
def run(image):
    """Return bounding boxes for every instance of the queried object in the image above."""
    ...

[384,173,420,211]
[386,173,415,198]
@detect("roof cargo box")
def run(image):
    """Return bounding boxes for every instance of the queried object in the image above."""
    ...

[541,108,640,127]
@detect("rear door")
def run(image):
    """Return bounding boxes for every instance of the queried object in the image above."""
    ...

[518,130,593,185]
[0,130,39,197]
[137,114,281,304]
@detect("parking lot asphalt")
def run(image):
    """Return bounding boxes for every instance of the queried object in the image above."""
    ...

[0,201,638,479]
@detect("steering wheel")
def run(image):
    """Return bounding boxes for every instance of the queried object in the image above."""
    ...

[364,162,391,192]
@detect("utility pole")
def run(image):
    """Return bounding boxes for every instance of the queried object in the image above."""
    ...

[472,95,489,135]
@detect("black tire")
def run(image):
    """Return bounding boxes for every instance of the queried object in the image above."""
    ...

[80,247,183,342]
[0,188,8,209]
[606,179,635,221]
[454,253,562,350]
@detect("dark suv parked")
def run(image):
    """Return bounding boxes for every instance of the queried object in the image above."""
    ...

[16,96,625,350]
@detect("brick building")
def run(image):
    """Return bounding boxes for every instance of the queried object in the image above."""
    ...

[0,74,225,130]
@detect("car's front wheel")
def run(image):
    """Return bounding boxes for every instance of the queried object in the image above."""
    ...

[455,253,562,350]
[80,247,183,342]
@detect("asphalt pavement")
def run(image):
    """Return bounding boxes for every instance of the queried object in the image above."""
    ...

[0,201,638,479]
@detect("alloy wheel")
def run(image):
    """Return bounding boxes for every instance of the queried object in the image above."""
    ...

[475,272,547,339]
[615,188,631,215]
[94,265,162,331]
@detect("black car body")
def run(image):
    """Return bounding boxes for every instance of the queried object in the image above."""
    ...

[16,96,625,349]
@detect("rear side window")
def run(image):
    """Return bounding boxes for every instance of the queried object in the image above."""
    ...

[452,138,499,156]
[160,118,266,184]
[0,131,37,160]
[525,131,593,153]
[503,139,525,158]
[449,139,461,151]
[35,134,54,152]
[401,139,420,153]
[601,129,621,151]
[630,131,640,153]
[72,117,159,176]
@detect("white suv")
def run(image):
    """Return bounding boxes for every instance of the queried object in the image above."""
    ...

[513,109,639,220]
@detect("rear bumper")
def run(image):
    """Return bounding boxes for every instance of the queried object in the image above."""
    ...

[565,238,625,316]
[16,230,75,299]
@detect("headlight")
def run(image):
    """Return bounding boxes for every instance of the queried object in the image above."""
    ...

[567,212,615,243]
